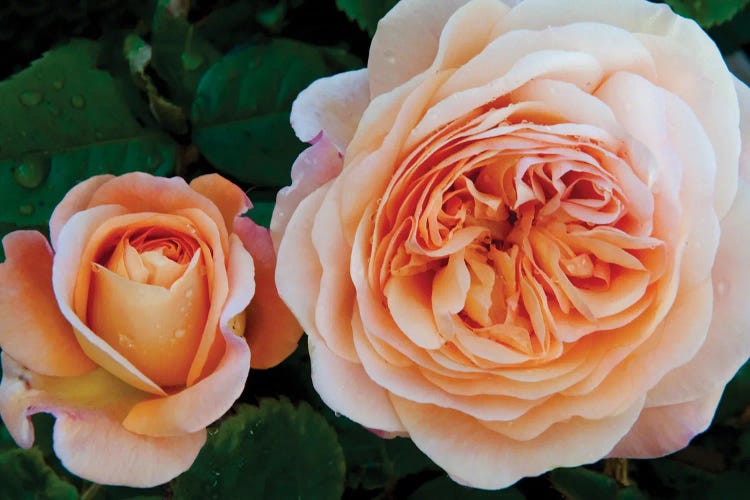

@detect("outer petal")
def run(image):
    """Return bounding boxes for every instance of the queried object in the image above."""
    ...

[308,333,405,433]
[270,138,343,250]
[49,175,113,250]
[87,172,229,251]
[369,0,471,97]
[609,389,723,458]
[122,235,253,436]
[290,69,371,153]
[234,218,302,369]
[189,174,252,232]
[0,231,95,377]
[0,354,203,488]
[391,395,644,490]
[645,79,750,407]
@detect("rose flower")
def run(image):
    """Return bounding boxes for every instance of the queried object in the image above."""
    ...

[0,173,301,486]
[272,0,750,489]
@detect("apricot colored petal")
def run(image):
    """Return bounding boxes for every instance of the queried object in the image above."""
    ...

[609,389,723,458]
[53,205,166,396]
[0,354,198,487]
[501,0,739,217]
[122,236,252,436]
[391,395,644,490]
[270,138,343,251]
[87,251,209,387]
[123,328,250,437]
[0,231,94,377]
[189,174,251,232]
[308,333,405,433]
[49,175,113,250]
[0,358,203,487]
[275,185,328,338]
[235,218,302,369]
[87,172,229,251]
[645,86,750,406]
[291,69,370,152]
[54,411,206,487]
[369,0,479,97]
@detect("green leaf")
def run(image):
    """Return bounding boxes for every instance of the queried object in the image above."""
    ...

[331,413,438,491]
[172,399,345,500]
[706,471,750,498]
[647,458,715,496]
[410,475,525,500]
[0,447,78,500]
[0,39,177,227]
[336,0,399,36]
[246,199,275,228]
[150,0,222,108]
[192,38,360,187]
[549,467,619,500]
[664,0,750,27]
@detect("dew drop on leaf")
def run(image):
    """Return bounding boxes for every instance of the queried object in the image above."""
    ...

[52,80,64,90]
[13,156,50,189]
[17,204,34,215]
[70,95,86,109]
[18,90,42,106]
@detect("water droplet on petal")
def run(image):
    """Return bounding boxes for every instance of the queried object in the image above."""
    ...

[185,289,193,299]
[13,156,50,189]
[174,329,186,339]
[119,334,135,349]
[70,95,86,109]
[717,281,728,296]
[19,91,42,106]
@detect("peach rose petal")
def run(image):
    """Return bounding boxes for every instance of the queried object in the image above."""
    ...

[308,333,405,433]
[609,389,723,458]
[122,235,253,437]
[270,137,343,250]
[86,250,209,387]
[86,172,229,251]
[390,394,644,490]
[500,0,739,216]
[0,231,95,377]
[369,0,482,97]
[189,174,252,232]
[49,175,114,250]
[0,355,205,488]
[290,69,371,152]
[235,218,302,369]
[53,206,166,396]
[276,185,329,338]
[646,181,750,406]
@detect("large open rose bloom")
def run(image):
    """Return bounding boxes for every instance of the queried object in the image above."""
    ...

[273,0,750,489]
[0,172,301,486]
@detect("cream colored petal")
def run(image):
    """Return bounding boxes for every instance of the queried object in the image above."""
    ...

[308,332,405,433]
[391,395,643,490]
[291,69,371,152]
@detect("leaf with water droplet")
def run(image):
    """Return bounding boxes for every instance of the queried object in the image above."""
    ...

[19,90,43,107]
[0,39,178,227]
[13,156,50,189]
[70,95,85,109]
[172,399,345,500]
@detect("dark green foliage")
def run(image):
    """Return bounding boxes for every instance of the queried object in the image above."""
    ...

[410,475,525,499]
[665,0,750,27]
[171,399,346,500]
[191,38,360,186]
[0,447,78,500]
[336,0,399,35]
[0,40,176,227]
